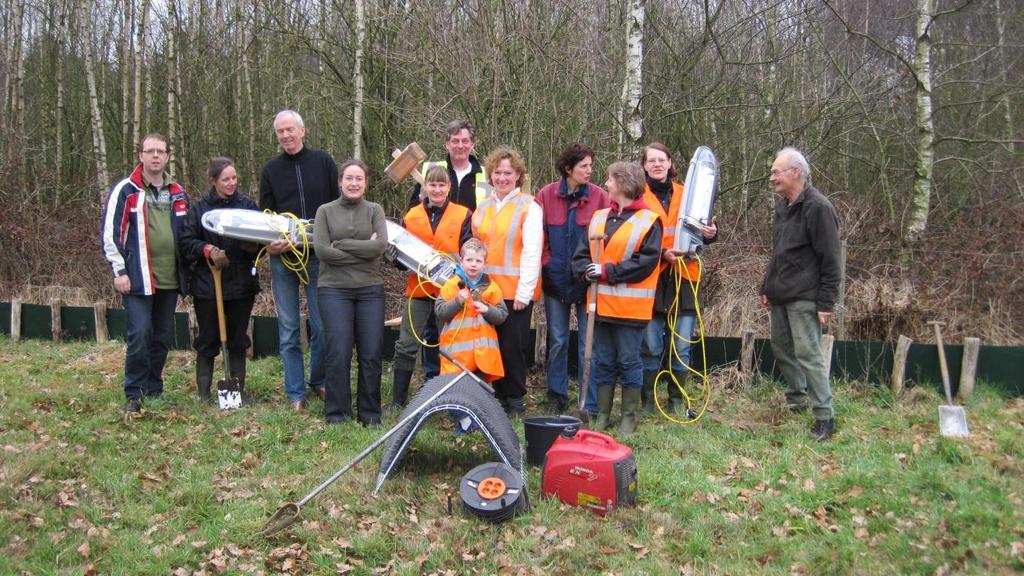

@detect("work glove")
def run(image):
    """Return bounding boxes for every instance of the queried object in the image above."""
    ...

[584,262,602,283]
[384,243,399,264]
[210,246,230,269]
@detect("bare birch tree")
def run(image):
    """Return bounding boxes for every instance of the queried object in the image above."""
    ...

[132,0,150,151]
[620,0,645,157]
[79,0,108,197]
[352,0,366,160]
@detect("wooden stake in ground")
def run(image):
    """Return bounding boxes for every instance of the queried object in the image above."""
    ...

[11,299,21,343]
[959,337,980,399]
[821,334,835,374]
[891,334,913,395]
[94,301,108,343]
[50,297,62,341]
[739,329,755,385]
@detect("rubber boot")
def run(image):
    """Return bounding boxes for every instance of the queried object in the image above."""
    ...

[196,355,214,403]
[389,368,413,411]
[505,396,527,419]
[593,385,614,432]
[618,387,641,436]
[640,371,656,415]
[228,353,247,398]
[668,373,687,413]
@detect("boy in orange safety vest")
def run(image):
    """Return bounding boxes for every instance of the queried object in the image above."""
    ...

[435,239,508,382]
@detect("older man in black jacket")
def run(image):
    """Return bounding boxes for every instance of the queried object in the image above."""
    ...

[760,147,841,442]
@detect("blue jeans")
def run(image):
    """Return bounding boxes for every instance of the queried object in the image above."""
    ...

[270,253,324,401]
[641,312,697,377]
[319,284,385,423]
[592,321,645,390]
[123,289,178,399]
[543,294,596,413]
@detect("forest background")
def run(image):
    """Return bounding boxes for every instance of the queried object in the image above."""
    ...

[0,0,1021,345]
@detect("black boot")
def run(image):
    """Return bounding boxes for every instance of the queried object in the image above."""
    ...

[667,374,687,413]
[505,396,526,419]
[228,353,247,399]
[196,355,215,402]
[641,371,656,415]
[389,368,413,411]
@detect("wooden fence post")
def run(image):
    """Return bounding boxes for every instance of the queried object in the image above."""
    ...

[959,337,980,399]
[821,334,835,374]
[94,302,109,343]
[247,317,255,359]
[50,297,63,341]
[740,330,755,384]
[890,334,912,395]
[11,299,21,343]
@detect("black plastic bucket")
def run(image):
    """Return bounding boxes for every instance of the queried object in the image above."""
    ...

[523,415,583,467]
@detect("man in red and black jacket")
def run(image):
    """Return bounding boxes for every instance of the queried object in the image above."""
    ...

[101,133,189,414]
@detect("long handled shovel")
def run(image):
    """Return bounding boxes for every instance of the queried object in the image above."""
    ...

[208,260,241,409]
[260,348,487,536]
[577,234,606,421]
[930,321,969,438]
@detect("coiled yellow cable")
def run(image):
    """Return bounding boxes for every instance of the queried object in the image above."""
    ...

[652,254,711,424]
[252,210,314,285]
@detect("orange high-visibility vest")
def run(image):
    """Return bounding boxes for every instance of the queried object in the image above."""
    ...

[471,192,542,301]
[439,276,505,382]
[403,202,469,298]
[642,181,701,281]
[588,208,660,321]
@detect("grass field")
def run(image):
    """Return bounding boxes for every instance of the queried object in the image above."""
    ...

[1,337,1021,575]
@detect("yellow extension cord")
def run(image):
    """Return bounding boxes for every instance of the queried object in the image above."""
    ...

[406,252,467,349]
[652,254,712,424]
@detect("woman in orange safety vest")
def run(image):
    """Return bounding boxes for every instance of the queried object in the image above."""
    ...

[572,161,663,436]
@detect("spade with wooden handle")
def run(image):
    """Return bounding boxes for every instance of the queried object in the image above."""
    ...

[929,321,969,438]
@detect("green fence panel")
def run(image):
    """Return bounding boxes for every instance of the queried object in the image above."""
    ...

[0,301,9,335]
[61,306,96,341]
[20,304,52,340]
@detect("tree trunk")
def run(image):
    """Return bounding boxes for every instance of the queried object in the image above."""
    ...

[132,0,150,152]
[166,0,181,179]
[352,0,366,160]
[120,0,132,167]
[79,0,109,199]
[995,0,1015,154]
[906,0,935,245]
[239,7,257,191]
[55,0,68,198]
[621,0,645,157]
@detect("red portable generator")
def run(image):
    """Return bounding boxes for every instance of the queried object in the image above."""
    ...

[540,429,637,515]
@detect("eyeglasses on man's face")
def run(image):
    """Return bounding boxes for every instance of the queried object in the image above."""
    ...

[142,148,168,156]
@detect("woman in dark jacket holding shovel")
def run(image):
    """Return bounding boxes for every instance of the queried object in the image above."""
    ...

[179,157,261,402]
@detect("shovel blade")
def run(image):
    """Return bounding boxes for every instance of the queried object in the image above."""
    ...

[217,377,242,410]
[259,502,301,536]
[938,405,970,437]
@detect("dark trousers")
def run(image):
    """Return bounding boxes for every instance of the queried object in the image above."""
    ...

[123,289,178,399]
[192,297,255,359]
[494,299,533,404]
[420,314,441,379]
[319,284,385,423]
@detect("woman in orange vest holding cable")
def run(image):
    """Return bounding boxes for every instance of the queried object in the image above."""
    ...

[572,161,663,435]
[388,165,472,410]
[471,147,543,418]
[639,142,718,414]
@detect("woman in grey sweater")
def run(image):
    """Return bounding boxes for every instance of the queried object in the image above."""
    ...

[313,159,388,425]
